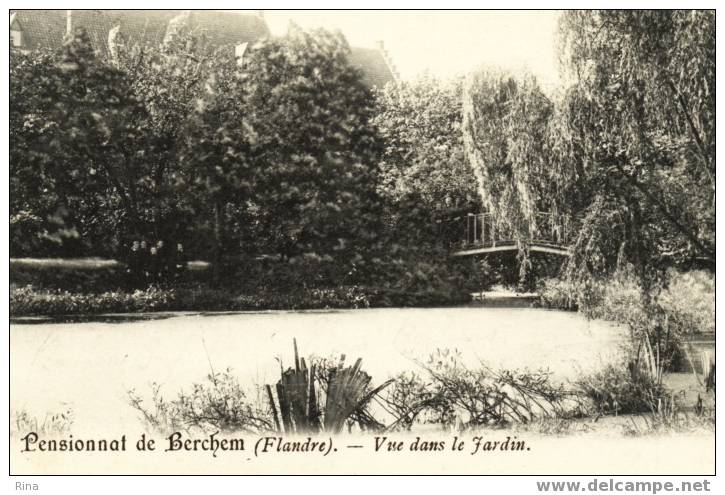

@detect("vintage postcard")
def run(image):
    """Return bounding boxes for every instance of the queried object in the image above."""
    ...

[7,7,716,478]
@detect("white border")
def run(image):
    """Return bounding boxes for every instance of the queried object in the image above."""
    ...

[2,2,722,492]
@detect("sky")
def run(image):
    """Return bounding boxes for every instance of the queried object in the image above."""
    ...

[263,10,562,90]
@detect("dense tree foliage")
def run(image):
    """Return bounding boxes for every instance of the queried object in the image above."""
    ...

[13,24,445,293]
[373,76,478,210]
[10,29,155,261]
[12,11,713,302]
[11,25,383,283]
[462,70,555,243]
[238,27,383,272]
[461,70,562,285]
[372,76,487,293]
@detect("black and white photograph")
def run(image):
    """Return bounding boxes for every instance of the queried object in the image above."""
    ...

[6,5,717,480]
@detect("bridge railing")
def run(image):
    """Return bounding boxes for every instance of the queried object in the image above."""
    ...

[458,212,576,250]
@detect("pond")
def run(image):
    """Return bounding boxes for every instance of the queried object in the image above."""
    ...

[10,306,628,434]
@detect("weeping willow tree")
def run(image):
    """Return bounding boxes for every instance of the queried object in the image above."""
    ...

[553,11,715,289]
[463,11,714,290]
[461,69,556,281]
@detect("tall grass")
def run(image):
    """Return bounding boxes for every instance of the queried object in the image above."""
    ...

[12,408,74,436]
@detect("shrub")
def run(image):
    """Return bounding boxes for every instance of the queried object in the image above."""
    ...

[537,268,714,373]
[577,269,648,327]
[658,269,715,335]
[382,349,584,430]
[128,369,274,434]
[378,371,440,430]
[537,267,648,324]
[11,281,473,316]
[537,278,578,310]
[575,362,665,415]
[368,286,471,308]
[10,285,176,316]
[538,268,714,336]
[9,253,474,314]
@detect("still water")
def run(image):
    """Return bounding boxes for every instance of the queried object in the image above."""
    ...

[11,307,626,433]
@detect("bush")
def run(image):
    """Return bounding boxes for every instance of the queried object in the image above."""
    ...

[537,268,646,322]
[576,362,666,415]
[659,269,715,335]
[381,349,584,430]
[128,369,274,434]
[577,355,714,433]
[10,285,176,316]
[537,268,714,373]
[368,286,471,308]
[537,278,578,310]
[10,254,473,313]
[538,268,714,336]
[379,371,437,430]
[364,256,473,307]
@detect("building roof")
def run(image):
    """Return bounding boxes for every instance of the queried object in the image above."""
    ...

[349,47,396,89]
[10,10,396,87]
[10,10,270,56]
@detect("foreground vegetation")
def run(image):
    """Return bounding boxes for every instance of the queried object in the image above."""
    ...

[13,340,713,439]
[538,267,715,433]
[124,345,713,437]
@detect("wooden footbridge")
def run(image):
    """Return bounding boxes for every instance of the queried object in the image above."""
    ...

[449,212,575,257]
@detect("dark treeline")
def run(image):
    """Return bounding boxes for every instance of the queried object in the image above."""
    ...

[10,23,476,301]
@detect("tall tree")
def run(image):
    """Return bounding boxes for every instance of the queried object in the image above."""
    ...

[461,12,715,288]
[119,26,249,272]
[462,69,555,280]
[554,10,715,280]
[236,25,384,278]
[10,28,154,260]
